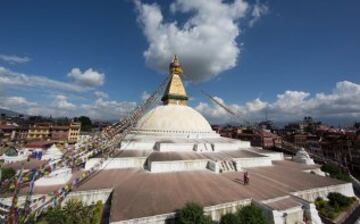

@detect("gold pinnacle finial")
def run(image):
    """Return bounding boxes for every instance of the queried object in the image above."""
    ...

[162,55,188,105]
[169,54,183,75]
[172,54,179,64]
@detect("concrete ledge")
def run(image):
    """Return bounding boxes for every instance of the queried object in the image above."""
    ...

[111,212,176,224]
[156,142,194,152]
[85,158,146,170]
[292,182,355,202]
[204,198,252,221]
[149,159,209,172]
[257,152,284,161]
[212,141,250,151]
[35,167,72,187]
[65,188,113,206]
[120,140,156,150]
[234,156,272,169]
[111,199,252,224]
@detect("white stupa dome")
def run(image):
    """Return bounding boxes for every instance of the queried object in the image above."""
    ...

[42,144,63,160]
[120,56,250,151]
[293,148,315,165]
[135,105,213,134]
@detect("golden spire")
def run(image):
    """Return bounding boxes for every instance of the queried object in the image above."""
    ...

[169,54,183,75]
[161,55,188,105]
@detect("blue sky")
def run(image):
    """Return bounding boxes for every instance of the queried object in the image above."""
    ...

[0,0,359,123]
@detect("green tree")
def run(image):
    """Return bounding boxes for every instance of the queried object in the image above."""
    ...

[76,116,93,132]
[91,201,103,224]
[237,204,266,224]
[35,199,103,224]
[63,199,92,224]
[220,213,240,224]
[1,167,16,181]
[315,193,355,220]
[177,202,212,224]
[328,192,354,209]
[321,164,351,182]
[354,122,360,129]
[42,206,67,224]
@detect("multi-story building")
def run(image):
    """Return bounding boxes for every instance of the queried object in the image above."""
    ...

[0,124,17,145]
[306,134,322,156]
[284,123,305,134]
[0,116,82,148]
[0,122,29,146]
[51,125,70,143]
[253,130,281,149]
[235,128,254,143]
[235,128,281,149]
[352,135,360,173]
[25,122,81,143]
[27,123,51,140]
[287,133,308,148]
[68,122,81,143]
[317,130,359,168]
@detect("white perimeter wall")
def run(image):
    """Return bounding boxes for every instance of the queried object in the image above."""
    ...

[234,157,272,170]
[149,159,209,173]
[64,189,113,206]
[111,199,252,224]
[293,182,355,202]
[85,158,146,170]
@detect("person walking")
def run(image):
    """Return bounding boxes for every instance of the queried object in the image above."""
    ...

[244,172,250,185]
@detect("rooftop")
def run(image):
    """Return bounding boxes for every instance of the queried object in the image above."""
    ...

[67,160,343,222]
[3,159,47,170]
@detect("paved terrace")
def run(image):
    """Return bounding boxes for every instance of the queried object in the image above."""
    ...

[0,159,344,222]
[147,149,265,162]
[265,197,302,211]
[69,160,343,222]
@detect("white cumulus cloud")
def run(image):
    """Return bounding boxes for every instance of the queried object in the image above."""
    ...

[196,81,360,123]
[270,91,310,116]
[0,96,37,109]
[135,0,268,82]
[0,54,31,64]
[52,95,76,111]
[249,1,269,27]
[81,98,136,120]
[0,96,39,116]
[196,96,267,123]
[0,66,89,92]
[68,68,105,87]
[94,91,109,99]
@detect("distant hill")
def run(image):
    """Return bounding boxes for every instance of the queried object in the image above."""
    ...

[0,108,22,117]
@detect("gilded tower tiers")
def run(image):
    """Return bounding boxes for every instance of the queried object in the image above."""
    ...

[161,55,188,105]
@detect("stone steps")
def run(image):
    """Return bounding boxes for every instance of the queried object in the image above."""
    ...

[220,160,236,173]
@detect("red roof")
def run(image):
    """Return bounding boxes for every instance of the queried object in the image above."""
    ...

[0,124,17,130]
[25,141,54,148]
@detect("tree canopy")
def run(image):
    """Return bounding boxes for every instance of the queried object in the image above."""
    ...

[177,203,266,224]
[1,167,16,182]
[237,204,266,224]
[177,202,212,224]
[220,213,240,224]
[75,116,93,132]
[34,199,103,224]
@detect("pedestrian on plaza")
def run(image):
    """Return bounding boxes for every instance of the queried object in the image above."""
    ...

[244,172,249,185]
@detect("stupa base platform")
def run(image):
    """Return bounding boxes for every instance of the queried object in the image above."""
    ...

[2,160,355,224]
[84,148,284,173]
[120,135,251,152]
